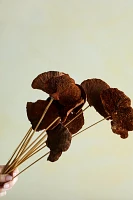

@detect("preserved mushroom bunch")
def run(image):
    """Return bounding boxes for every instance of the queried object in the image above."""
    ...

[26,71,86,162]
[1,71,133,179]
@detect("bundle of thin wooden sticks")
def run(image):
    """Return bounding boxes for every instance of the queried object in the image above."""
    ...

[1,98,109,178]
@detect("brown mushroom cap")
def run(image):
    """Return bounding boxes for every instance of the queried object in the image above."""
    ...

[32,71,75,97]
[57,83,82,106]
[47,150,62,162]
[32,71,84,109]
[81,78,110,118]
[110,107,133,139]
[32,71,65,94]
[46,123,72,162]
[26,99,60,131]
[63,109,84,134]
[100,88,131,116]
[46,84,85,123]
[111,121,128,139]
[101,88,133,139]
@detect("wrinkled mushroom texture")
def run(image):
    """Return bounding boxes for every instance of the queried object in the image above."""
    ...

[32,71,65,94]
[26,100,60,131]
[81,78,110,118]
[100,88,131,116]
[63,109,84,134]
[32,71,76,97]
[47,150,62,162]
[46,123,72,151]
[46,88,84,123]
[111,121,128,139]
[58,83,82,106]
[46,123,72,162]
[112,107,133,131]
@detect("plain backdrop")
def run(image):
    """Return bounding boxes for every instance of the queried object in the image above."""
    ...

[0,0,133,200]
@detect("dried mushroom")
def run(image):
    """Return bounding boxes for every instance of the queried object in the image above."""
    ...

[100,88,131,116]
[101,88,133,139]
[32,71,66,94]
[111,121,128,139]
[26,99,60,131]
[46,85,85,123]
[32,71,85,115]
[47,150,62,162]
[81,78,110,118]
[63,109,84,134]
[46,123,72,162]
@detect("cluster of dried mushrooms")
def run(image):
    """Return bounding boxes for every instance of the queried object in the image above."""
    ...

[26,71,133,162]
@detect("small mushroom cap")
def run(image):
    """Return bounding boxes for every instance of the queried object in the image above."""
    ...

[81,78,110,118]
[26,99,60,131]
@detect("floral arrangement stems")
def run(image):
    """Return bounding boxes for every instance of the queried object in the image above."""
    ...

[1,70,133,186]
[2,98,54,175]
[13,115,110,178]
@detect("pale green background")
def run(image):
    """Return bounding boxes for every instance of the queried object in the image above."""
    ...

[0,0,133,200]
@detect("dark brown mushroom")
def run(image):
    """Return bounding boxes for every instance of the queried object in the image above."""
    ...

[32,71,85,112]
[47,150,62,162]
[57,83,82,106]
[101,88,133,139]
[100,88,131,117]
[46,123,72,162]
[32,71,66,94]
[81,78,110,118]
[46,84,85,123]
[63,109,84,134]
[26,99,60,131]
[110,107,133,139]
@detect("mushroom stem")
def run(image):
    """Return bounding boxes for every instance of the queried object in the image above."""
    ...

[2,127,32,174]
[13,152,50,178]
[22,116,60,155]
[7,115,110,176]
[73,116,111,138]
[7,144,47,174]
[65,105,90,127]
[11,117,111,176]
[4,97,54,174]
[13,117,60,168]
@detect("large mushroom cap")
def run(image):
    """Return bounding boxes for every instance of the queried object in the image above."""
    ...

[81,78,110,118]
[26,99,60,131]
[32,71,75,96]
[32,71,65,94]
[32,71,84,109]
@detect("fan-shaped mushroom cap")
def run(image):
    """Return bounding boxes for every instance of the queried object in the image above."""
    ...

[81,78,110,118]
